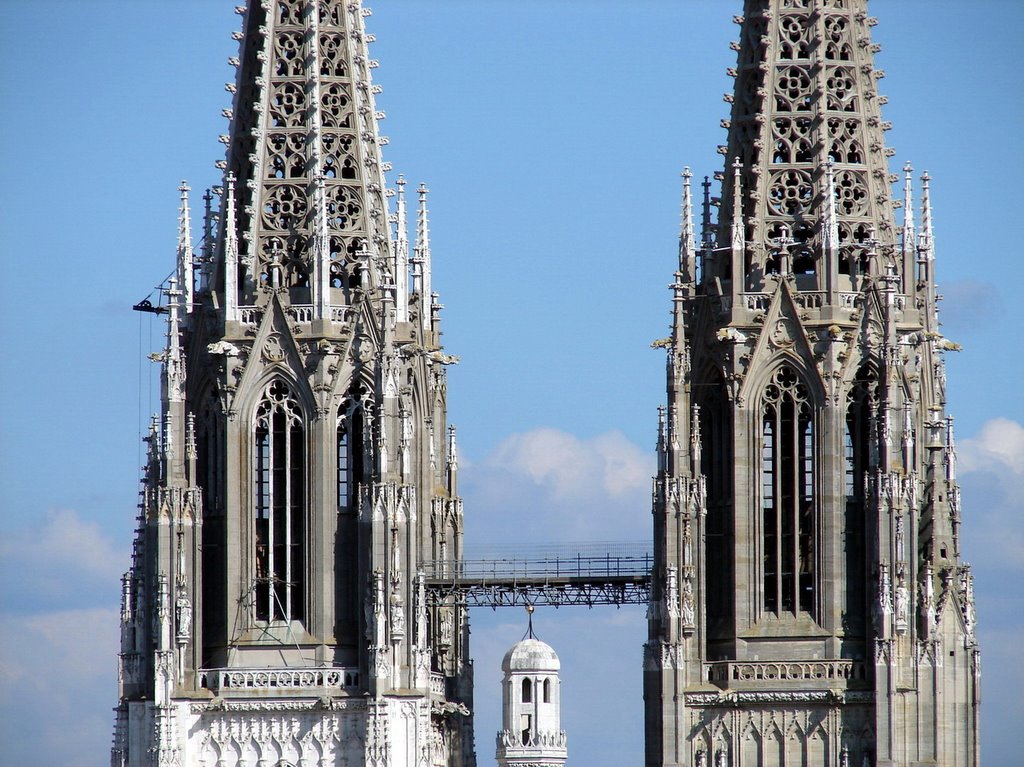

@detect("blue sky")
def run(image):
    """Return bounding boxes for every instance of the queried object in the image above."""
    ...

[0,2,1021,765]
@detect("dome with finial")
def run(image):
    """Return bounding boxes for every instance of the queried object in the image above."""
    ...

[496,607,567,767]
[501,637,561,674]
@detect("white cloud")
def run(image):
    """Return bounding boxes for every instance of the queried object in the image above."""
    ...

[463,428,654,545]
[957,418,1024,575]
[488,428,650,499]
[959,417,1024,476]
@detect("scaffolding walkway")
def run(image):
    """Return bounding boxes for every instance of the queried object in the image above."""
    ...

[423,541,653,608]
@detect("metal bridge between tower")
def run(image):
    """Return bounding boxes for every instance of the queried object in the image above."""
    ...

[423,541,653,608]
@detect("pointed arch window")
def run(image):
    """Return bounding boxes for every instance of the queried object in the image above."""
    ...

[761,365,815,616]
[197,390,227,656]
[521,677,532,703]
[337,405,364,513]
[337,420,352,511]
[845,377,873,504]
[253,380,306,622]
[844,368,876,633]
[336,398,364,644]
[701,375,734,639]
[197,391,224,518]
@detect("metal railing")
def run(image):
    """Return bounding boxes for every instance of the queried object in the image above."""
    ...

[424,541,652,581]
[423,541,653,608]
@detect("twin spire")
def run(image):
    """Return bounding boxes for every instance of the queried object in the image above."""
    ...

[178,0,945,338]
[668,0,942,321]
[166,0,441,335]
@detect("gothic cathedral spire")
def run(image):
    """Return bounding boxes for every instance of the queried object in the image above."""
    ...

[646,2,980,766]
[111,2,471,766]
[216,0,393,315]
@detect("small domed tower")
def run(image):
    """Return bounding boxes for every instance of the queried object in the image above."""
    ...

[496,611,567,767]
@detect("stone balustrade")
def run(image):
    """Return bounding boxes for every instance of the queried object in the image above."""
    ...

[705,659,866,687]
[288,304,314,323]
[234,305,353,325]
[496,728,567,750]
[726,291,903,315]
[238,307,262,325]
[744,293,771,310]
[199,666,360,693]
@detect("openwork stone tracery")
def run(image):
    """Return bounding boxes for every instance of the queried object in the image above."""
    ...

[223,0,391,307]
[713,0,895,283]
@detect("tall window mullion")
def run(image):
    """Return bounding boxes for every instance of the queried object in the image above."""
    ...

[336,409,366,512]
[255,424,271,620]
[798,411,814,613]
[272,411,287,619]
[780,397,796,613]
[289,420,304,621]
[845,370,874,633]
[337,423,350,511]
[700,383,735,640]
[761,366,815,618]
[763,413,778,614]
[844,424,855,499]
[253,380,306,624]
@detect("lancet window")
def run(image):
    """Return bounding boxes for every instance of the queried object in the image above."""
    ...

[844,367,876,631]
[197,392,224,518]
[253,379,306,622]
[335,397,364,646]
[337,404,364,512]
[701,377,734,637]
[197,391,227,651]
[761,365,815,616]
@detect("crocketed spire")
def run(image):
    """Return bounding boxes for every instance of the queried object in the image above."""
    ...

[711,0,898,297]
[216,1,393,315]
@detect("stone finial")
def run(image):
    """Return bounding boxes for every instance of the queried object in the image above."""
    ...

[177,182,193,316]
[679,167,697,285]
[200,188,214,293]
[918,170,934,258]
[730,157,744,251]
[901,162,915,255]
[222,172,239,322]
[394,174,409,323]
[314,172,331,319]
[447,424,458,472]
[414,183,433,333]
